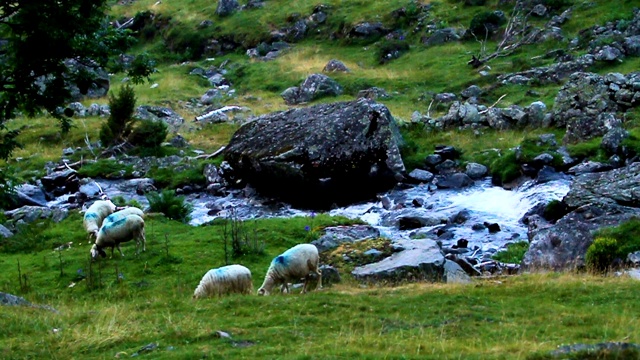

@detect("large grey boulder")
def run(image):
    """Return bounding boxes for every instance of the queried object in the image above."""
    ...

[223,99,405,208]
[351,239,445,283]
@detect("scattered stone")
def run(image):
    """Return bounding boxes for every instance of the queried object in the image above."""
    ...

[323,59,350,73]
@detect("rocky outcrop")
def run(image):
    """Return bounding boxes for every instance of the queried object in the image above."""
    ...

[523,163,640,271]
[351,239,445,283]
[222,99,405,208]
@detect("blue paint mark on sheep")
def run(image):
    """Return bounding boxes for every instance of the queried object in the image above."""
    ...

[84,212,98,220]
[274,255,287,266]
[101,217,127,233]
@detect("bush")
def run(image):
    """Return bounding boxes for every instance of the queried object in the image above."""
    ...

[100,84,137,147]
[129,119,168,150]
[146,190,193,223]
[468,11,505,38]
[585,237,619,273]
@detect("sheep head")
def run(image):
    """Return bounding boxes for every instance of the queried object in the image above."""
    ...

[90,244,107,260]
[257,288,269,296]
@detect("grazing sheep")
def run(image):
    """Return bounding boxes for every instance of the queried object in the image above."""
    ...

[257,244,322,296]
[83,200,117,240]
[90,214,145,260]
[102,207,144,227]
[193,265,253,298]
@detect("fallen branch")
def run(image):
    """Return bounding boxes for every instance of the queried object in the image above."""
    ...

[53,159,96,171]
[193,146,226,160]
[194,106,243,122]
[479,94,507,114]
[99,141,133,158]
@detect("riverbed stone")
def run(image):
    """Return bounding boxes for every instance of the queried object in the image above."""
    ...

[312,225,381,253]
[0,225,13,238]
[351,239,445,283]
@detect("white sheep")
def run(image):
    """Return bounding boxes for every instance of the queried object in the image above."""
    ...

[90,214,146,260]
[83,200,118,240]
[193,265,253,298]
[102,207,144,227]
[257,244,322,295]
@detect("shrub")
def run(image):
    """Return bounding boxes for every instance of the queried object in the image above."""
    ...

[594,218,640,261]
[146,190,193,223]
[129,119,168,150]
[100,84,137,147]
[490,149,520,185]
[492,242,529,264]
[585,237,619,273]
[468,11,505,38]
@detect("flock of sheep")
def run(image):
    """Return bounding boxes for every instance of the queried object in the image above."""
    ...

[82,198,323,297]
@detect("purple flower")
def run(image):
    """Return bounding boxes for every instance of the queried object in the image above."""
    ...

[77,268,84,275]
[310,212,316,218]
[305,226,310,232]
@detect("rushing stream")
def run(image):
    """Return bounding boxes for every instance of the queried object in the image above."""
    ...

[47,176,571,254]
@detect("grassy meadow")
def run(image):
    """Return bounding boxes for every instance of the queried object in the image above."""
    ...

[3,0,640,358]
[1,213,640,359]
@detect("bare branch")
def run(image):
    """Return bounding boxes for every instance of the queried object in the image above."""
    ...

[479,94,507,114]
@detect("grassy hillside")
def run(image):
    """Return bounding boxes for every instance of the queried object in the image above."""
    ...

[2,0,640,358]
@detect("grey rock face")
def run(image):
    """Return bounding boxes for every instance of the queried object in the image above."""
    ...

[522,203,640,271]
[563,162,640,209]
[351,239,445,283]
[223,99,405,208]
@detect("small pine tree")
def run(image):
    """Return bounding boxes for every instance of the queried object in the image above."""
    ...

[100,84,137,147]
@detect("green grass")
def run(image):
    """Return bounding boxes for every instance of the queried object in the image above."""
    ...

[492,241,529,264]
[1,213,639,359]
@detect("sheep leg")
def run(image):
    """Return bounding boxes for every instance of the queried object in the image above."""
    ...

[117,243,125,257]
[316,267,323,290]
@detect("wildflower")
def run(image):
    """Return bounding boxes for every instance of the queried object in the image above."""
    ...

[118,273,125,280]
[77,268,84,275]
[304,226,310,232]
[310,212,316,218]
